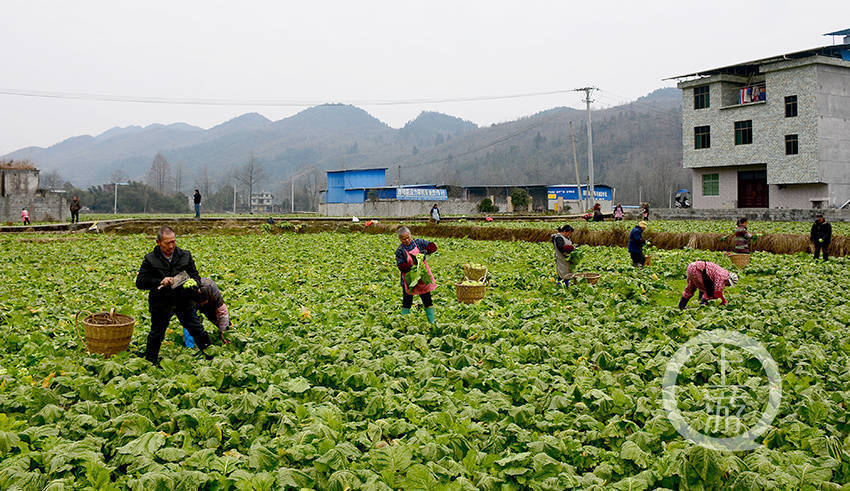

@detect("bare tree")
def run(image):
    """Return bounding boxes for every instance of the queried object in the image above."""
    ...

[148,152,172,194]
[40,169,66,189]
[234,153,266,212]
[195,165,212,198]
[110,169,129,184]
[174,162,184,194]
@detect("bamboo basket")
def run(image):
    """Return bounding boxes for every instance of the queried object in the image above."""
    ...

[573,273,601,285]
[463,265,488,282]
[730,253,750,268]
[75,309,135,357]
[456,282,487,304]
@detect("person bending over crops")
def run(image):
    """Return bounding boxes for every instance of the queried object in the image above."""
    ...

[628,221,648,268]
[185,278,232,346]
[396,226,437,323]
[135,226,213,366]
[552,225,576,287]
[733,218,756,253]
[811,213,832,262]
[678,260,738,309]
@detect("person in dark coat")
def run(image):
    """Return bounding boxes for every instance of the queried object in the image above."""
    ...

[193,190,202,218]
[135,226,212,365]
[592,203,604,222]
[628,221,648,268]
[810,213,832,262]
[69,196,81,223]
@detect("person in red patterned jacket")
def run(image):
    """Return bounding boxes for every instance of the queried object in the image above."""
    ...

[678,260,738,309]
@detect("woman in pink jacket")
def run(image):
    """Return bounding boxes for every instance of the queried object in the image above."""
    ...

[678,260,738,308]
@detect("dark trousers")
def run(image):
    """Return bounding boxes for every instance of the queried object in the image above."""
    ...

[194,203,201,218]
[402,292,433,309]
[70,210,79,223]
[23,218,30,225]
[630,250,646,267]
[145,307,210,363]
[814,242,829,261]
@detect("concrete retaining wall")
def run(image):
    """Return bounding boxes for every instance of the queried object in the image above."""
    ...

[651,207,850,222]
[1,191,69,223]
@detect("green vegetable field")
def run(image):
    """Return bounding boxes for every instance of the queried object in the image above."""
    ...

[0,232,848,489]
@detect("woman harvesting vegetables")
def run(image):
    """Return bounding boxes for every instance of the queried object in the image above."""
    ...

[552,224,576,287]
[395,227,438,323]
[678,260,738,308]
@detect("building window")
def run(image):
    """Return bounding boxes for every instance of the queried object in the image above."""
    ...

[693,86,710,109]
[734,120,753,145]
[694,126,711,149]
[785,134,799,155]
[785,95,797,117]
[703,173,719,196]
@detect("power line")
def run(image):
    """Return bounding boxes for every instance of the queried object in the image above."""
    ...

[0,87,582,107]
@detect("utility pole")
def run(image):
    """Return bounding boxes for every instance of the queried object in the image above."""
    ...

[569,122,586,212]
[291,179,295,213]
[112,182,128,214]
[232,177,237,214]
[574,87,598,209]
[397,165,401,187]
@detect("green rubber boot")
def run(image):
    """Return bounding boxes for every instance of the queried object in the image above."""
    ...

[401,308,411,315]
[425,307,436,323]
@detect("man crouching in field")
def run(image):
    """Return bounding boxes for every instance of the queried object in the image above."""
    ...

[136,226,213,366]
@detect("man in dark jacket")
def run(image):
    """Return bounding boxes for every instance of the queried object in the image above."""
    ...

[193,190,202,218]
[810,213,832,261]
[69,196,81,223]
[628,221,648,268]
[135,226,212,365]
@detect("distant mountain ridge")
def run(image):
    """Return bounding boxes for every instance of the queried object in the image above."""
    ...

[2,88,686,205]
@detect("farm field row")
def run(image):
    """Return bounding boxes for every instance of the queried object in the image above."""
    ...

[0,232,848,489]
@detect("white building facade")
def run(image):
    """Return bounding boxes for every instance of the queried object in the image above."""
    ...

[675,35,850,209]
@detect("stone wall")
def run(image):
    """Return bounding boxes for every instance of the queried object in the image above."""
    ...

[651,207,850,222]
[0,169,40,196]
[0,191,69,223]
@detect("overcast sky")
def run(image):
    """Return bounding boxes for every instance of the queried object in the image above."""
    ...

[1,0,848,155]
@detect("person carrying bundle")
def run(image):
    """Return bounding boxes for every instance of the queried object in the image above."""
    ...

[678,260,738,309]
[552,224,576,287]
[733,217,756,253]
[395,226,438,323]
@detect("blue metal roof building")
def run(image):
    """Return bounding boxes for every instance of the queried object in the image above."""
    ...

[323,168,447,204]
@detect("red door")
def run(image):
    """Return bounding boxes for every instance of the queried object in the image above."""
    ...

[738,170,768,208]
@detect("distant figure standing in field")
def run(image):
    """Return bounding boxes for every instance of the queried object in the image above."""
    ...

[734,218,755,253]
[552,224,575,287]
[396,226,438,323]
[135,226,213,365]
[69,196,81,223]
[613,204,624,221]
[592,203,604,222]
[810,213,832,262]
[628,221,648,268]
[642,203,650,220]
[430,204,441,223]
[193,190,202,218]
[678,260,738,308]
[21,208,30,225]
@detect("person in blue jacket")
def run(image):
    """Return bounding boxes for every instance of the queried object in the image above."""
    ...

[628,221,648,268]
[395,227,438,323]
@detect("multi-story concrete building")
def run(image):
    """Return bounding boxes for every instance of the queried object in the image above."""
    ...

[673,30,850,209]
[250,193,274,213]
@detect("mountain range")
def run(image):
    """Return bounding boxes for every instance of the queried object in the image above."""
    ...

[3,87,686,206]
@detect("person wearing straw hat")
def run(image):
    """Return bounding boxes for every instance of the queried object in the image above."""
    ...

[678,260,738,308]
[552,224,575,287]
[810,213,832,262]
[135,226,213,366]
[396,226,438,323]
[628,221,648,268]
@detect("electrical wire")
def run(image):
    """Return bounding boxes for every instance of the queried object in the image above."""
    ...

[0,87,582,107]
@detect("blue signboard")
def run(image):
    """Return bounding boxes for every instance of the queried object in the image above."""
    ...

[397,187,448,201]
[547,185,612,201]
